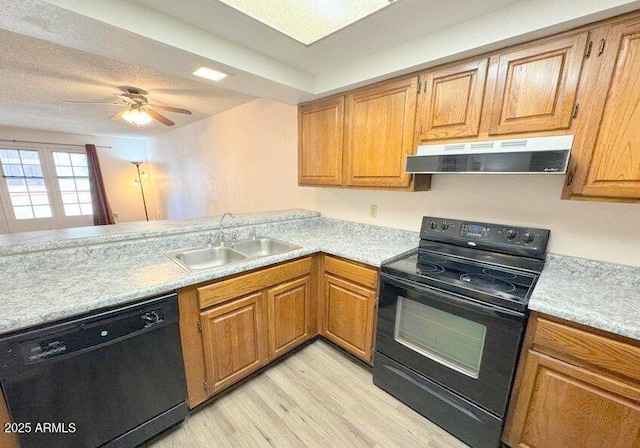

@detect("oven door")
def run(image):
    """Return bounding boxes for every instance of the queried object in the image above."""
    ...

[376,272,526,416]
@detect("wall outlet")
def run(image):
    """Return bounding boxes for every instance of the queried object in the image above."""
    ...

[369,205,377,218]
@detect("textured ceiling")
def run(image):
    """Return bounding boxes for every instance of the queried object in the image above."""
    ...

[0,28,255,137]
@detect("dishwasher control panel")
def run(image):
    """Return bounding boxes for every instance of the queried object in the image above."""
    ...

[0,293,177,373]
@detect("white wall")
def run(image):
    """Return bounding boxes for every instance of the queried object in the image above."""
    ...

[146,99,315,218]
[147,99,640,267]
[0,126,155,227]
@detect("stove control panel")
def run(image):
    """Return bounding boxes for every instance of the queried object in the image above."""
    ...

[420,217,551,259]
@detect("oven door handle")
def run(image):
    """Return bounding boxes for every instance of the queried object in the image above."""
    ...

[380,273,524,320]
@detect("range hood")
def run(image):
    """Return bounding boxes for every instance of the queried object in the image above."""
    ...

[406,135,573,174]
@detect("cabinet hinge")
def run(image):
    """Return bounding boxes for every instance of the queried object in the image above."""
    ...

[597,39,606,57]
[203,381,208,393]
[571,103,579,119]
[584,40,593,58]
[197,320,202,333]
[374,297,379,307]
[565,166,576,187]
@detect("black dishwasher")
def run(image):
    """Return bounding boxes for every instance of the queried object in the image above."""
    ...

[0,293,188,448]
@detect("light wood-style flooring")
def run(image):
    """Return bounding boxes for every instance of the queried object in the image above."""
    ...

[147,340,468,447]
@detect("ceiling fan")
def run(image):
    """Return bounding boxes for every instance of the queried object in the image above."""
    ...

[64,88,192,127]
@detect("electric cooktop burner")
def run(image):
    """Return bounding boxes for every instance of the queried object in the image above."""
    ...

[460,273,516,293]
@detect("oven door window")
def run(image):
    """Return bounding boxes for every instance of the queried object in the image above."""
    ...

[394,296,487,378]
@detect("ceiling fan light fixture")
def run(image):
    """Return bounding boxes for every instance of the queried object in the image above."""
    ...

[192,66,228,81]
[122,108,152,126]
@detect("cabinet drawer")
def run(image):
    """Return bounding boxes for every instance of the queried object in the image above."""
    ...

[198,257,312,309]
[533,317,640,382]
[324,256,378,289]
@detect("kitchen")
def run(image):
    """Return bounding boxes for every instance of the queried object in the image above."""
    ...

[0,0,639,447]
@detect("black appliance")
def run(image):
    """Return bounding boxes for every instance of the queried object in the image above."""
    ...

[373,217,550,448]
[0,293,188,448]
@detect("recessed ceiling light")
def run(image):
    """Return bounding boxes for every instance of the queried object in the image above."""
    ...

[219,0,399,45]
[192,66,228,81]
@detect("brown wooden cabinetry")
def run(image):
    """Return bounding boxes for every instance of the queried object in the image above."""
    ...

[416,58,488,141]
[267,275,312,359]
[563,17,640,200]
[344,77,418,188]
[503,314,640,448]
[298,96,344,186]
[200,291,268,395]
[321,256,378,364]
[488,32,587,135]
[178,257,315,408]
[416,32,587,145]
[298,77,429,191]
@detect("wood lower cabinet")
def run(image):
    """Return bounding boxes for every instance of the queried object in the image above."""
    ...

[0,389,18,448]
[564,17,640,200]
[178,257,315,407]
[267,275,311,359]
[200,291,268,395]
[321,256,378,364]
[503,314,640,448]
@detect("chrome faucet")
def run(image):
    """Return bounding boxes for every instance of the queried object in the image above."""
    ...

[219,212,238,245]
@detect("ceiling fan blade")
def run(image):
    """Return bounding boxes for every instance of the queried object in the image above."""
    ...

[148,110,175,126]
[113,94,137,104]
[150,104,192,115]
[109,109,126,120]
[64,101,124,105]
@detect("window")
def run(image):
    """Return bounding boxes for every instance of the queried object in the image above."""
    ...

[0,145,94,232]
[0,149,53,220]
[53,152,93,217]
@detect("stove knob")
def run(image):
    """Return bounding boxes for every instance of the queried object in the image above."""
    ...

[505,229,518,240]
[430,221,438,230]
[441,222,450,230]
[522,232,535,244]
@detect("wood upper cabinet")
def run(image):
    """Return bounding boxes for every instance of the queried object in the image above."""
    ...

[416,58,489,142]
[267,275,311,359]
[503,314,640,448]
[344,76,418,187]
[199,291,268,395]
[322,256,378,364]
[488,32,588,135]
[298,96,344,186]
[566,19,640,200]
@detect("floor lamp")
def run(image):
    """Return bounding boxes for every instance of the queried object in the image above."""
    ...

[132,161,149,221]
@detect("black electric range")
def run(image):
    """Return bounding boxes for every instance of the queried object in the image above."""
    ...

[374,216,550,448]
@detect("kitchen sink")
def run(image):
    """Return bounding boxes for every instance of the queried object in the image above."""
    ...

[231,238,298,257]
[166,237,301,272]
[167,245,247,272]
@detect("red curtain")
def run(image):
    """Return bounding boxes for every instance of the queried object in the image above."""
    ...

[86,144,115,226]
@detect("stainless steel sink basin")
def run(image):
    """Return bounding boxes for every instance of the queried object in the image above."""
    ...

[231,238,298,257]
[165,237,301,272]
[166,245,247,272]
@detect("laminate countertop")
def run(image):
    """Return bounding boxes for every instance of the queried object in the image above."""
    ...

[0,211,418,334]
[528,254,640,341]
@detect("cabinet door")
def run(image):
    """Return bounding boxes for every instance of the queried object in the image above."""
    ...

[417,58,488,142]
[489,32,588,135]
[298,96,344,186]
[323,274,377,363]
[580,21,640,199]
[267,275,311,359]
[503,351,640,448]
[200,292,268,395]
[344,76,418,187]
